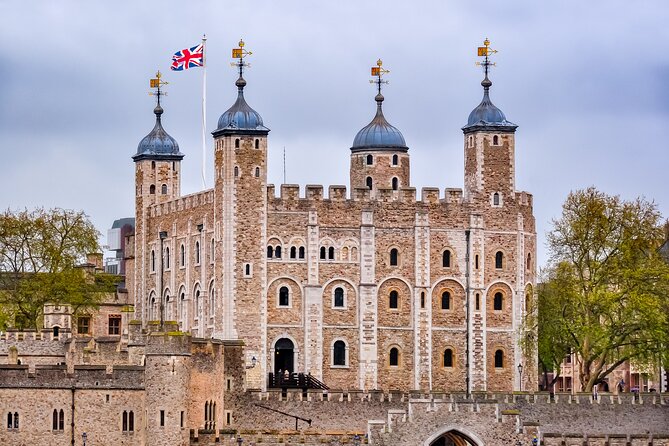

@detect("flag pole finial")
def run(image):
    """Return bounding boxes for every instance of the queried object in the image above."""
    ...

[475,38,498,91]
[231,39,253,90]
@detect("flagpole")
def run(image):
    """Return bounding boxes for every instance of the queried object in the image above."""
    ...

[201,34,207,189]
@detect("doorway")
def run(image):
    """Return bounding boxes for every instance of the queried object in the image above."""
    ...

[274,338,294,374]
[429,429,479,446]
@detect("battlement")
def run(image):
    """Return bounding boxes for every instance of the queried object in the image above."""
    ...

[0,363,145,389]
[149,188,215,218]
[267,183,534,209]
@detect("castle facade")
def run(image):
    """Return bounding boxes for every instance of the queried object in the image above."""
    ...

[128,43,537,393]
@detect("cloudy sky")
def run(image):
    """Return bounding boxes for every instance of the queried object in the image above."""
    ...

[0,1,667,267]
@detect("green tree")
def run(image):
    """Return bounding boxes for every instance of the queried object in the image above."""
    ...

[535,187,669,392]
[0,208,117,330]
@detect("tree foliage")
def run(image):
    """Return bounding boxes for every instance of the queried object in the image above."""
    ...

[536,187,669,391]
[0,208,117,330]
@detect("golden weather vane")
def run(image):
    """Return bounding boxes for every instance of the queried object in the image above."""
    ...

[231,39,253,77]
[149,71,169,105]
[369,58,390,95]
[476,38,498,79]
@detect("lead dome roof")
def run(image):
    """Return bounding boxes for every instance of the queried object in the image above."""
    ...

[351,93,408,152]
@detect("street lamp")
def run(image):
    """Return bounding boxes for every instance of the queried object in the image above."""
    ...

[82,432,87,446]
[237,436,243,446]
[246,356,257,369]
[159,231,168,331]
[518,363,524,392]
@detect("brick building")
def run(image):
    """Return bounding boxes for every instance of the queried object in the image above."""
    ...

[128,41,537,393]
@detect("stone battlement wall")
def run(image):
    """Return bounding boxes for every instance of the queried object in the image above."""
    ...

[267,183,533,207]
[149,188,215,218]
[0,364,145,389]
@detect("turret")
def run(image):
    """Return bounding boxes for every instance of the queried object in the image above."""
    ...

[350,60,409,196]
[132,71,184,327]
[462,39,517,204]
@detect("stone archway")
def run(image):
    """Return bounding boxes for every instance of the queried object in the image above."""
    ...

[424,426,483,446]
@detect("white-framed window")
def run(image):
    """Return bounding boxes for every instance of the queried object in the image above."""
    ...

[278,285,291,308]
[331,339,348,367]
[333,286,346,309]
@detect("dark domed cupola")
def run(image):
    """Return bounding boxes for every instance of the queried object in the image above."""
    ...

[133,101,184,162]
[351,92,408,152]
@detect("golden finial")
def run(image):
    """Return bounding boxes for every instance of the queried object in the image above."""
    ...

[231,39,253,80]
[149,70,169,104]
[370,59,390,96]
[476,38,497,83]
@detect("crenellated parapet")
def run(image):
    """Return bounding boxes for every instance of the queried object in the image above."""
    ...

[149,189,215,218]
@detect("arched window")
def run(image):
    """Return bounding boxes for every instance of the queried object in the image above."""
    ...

[151,250,155,272]
[389,290,399,309]
[179,290,185,322]
[493,192,500,206]
[328,246,335,260]
[279,286,290,307]
[234,166,239,177]
[211,238,215,263]
[255,167,260,177]
[180,244,185,267]
[333,340,346,366]
[475,293,480,311]
[320,246,326,259]
[366,154,373,165]
[441,291,451,310]
[58,409,64,431]
[392,177,398,190]
[149,184,156,194]
[245,263,251,275]
[527,253,532,270]
[235,138,240,148]
[389,347,399,366]
[275,246,282,259]
[52,409,58,430]
[165,247,170,269]
[475,254,479,269]
[13,412,18,429]
[389,248,398,266]
[341,246,349,261]
[149,293,156,321]
[443,349,453,367]
[165,293,172,320]
[209,282,215,319]
[442,250,451,268]
[494,349,504,368]
[298,246,305,259]
[161,184,167,194]
[334,287,344,308]
[494,292,503,311]
[289,246,296,259]
[392,154,398,165]
[468,135,474,147]
[152,161,156,169]
[128,411,134,431]
[255,139,260,149]
[122,411,128,431]
[366,176,373,189]
[493,135,499,145]
[267,246,274,258]
[195,241,201,264]
[495,251,503,269]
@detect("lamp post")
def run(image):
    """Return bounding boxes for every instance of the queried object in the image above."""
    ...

[237,435,243,446]
[518,363,524,392]
[159,231,168,331]
[246,356,257,369]
[82,432,87,446]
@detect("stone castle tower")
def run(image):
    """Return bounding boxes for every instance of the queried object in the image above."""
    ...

[129,41,536,393]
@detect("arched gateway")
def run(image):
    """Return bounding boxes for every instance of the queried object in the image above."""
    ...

[424,426,483,446]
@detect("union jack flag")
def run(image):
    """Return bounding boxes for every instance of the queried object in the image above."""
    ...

[171,44,204,71]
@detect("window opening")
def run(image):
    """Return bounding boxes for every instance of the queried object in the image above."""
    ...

[389,347,399,366]
[392,154,398,165]
[493,192,500,206]
[255,139,259,149]
[328,246,335,260]
[493,135,499,145]
[195,241,201,264]
[442,250,451,268]
[78,317,90,335]
[290,246,297,259]
[495,251,503,269]
[149,184,156,194]
[320,246,326,259]
[494,292,503,311]
[441,291,451,310]
[495,350,504,368]
[366,176,373,189]
[234,166,239,177]
[475,254,479,269]
[298,246,305,259]
[420,291,425,309]
[161,184,167,194]
[267,246,274,258]
[108,315,121,335]
[392,177,398,190]
[151,250,155,272]
[255,167,260,177]
[235,139,240,148]
[475,293,480,311]
[444,349,453,367]
[160,410,165,427]
[275,246,282,259]
[334,287,344,307]
[333,340,346,366]
[390,248,398,266]
[279,286,290,307]
[389,290,399,309]
[366,154,373,165]
[180,245,185,266]
[165,247,170,269]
